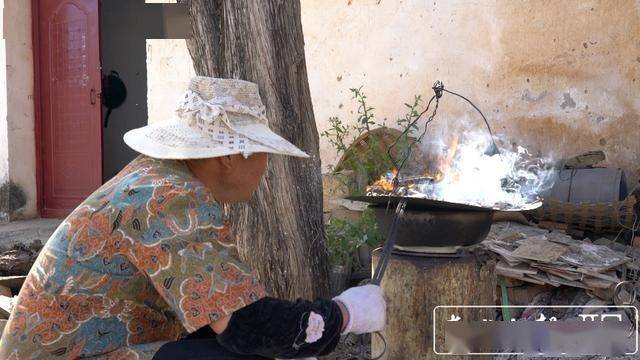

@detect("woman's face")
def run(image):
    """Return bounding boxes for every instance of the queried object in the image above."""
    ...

[187,153,269,204]
[225,153,268,202]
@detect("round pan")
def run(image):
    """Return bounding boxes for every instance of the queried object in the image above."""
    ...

[347,195,542,212]
[372,207,494,248]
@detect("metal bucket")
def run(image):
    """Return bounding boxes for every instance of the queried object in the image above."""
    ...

[545,168,628,203]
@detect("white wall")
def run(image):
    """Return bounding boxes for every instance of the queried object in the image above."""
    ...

[0,0,9,222]
[4,0,37,219]
[147,39,194,124]
[0,0,8,178]
[144,0,193,124]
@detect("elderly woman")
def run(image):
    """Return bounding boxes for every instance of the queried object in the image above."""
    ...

[0,77,385,360]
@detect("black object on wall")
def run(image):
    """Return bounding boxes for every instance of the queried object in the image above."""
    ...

[102,70,127,128]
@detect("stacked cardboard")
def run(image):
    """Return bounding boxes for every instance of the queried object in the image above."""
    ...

[483,222,629,291]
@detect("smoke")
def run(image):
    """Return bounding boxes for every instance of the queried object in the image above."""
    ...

[409,126,556,210]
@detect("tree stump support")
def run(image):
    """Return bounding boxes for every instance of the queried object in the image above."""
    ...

[372,251,496,359]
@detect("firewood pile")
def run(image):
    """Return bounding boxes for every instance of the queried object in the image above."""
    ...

[483,222,633,295]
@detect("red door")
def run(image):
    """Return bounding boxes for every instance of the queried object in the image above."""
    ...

[37,0,102,217]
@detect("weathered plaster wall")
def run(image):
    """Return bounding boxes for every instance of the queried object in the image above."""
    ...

[302,0,640,183]
[0,0,10,222]
[0,0,636,220]
[145,0,195,124]
[147,39,195,124]
[3,0,37,219]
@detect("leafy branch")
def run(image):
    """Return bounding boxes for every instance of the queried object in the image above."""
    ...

[321,86,424,193]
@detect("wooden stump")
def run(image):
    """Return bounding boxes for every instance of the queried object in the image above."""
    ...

[372,251,496,359]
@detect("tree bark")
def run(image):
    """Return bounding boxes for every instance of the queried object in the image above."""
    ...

[372,252,496,359]
[180,0,329,299]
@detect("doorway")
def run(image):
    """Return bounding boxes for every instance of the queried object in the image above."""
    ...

[34,0,103,218]
[34,0,163,217]
[99,0,163,182]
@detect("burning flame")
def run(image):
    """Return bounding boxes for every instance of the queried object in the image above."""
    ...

[369,168,398,192]
[434,134,460,183]
[367,129,554,209]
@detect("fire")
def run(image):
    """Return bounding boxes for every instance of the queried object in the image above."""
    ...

[435,134,460,183]
[368,168,398,192]
[367,135,461,194]
[365,128,553,210]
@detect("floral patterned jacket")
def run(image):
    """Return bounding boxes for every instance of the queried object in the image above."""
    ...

[0,156,265,359]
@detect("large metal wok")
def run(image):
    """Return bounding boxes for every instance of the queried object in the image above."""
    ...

[370,207,493,247]
[348,195,541,248]
[348,195,542,212]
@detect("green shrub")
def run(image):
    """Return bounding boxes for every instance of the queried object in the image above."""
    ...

[325,208,383,267]
[321,87,421,195]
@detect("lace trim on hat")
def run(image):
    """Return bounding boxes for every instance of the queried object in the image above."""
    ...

[174,90,305,155]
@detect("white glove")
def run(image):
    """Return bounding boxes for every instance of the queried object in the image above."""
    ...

[333,284,386,335]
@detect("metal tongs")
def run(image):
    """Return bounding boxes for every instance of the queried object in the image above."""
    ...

[348,184,406,360]
[372,194,407,285]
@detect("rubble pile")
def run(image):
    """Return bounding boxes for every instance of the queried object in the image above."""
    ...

[0,244,41,336]
[0,275,25,334]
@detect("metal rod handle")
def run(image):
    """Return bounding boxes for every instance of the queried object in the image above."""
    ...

[372,198,407,285]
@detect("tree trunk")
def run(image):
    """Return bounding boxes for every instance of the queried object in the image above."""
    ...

[372,251,496,359]
[180,0,329,299]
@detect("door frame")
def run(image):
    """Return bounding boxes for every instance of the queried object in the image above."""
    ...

[31,0,104,218]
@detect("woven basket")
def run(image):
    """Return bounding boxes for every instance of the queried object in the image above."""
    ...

[531,196,637,234]
[334,127,425,180]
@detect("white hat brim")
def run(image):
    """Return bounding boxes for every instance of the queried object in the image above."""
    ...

[123,119,310,159]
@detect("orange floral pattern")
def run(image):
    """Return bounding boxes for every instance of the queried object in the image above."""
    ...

[0,156,265,359]
[179,262,263,329]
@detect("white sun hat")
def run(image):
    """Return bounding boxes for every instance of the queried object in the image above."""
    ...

[123,76,309,159]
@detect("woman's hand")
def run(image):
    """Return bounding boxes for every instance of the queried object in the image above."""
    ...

[333,284,386,335]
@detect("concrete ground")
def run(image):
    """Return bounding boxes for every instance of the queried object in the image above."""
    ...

[0,218,62,250]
